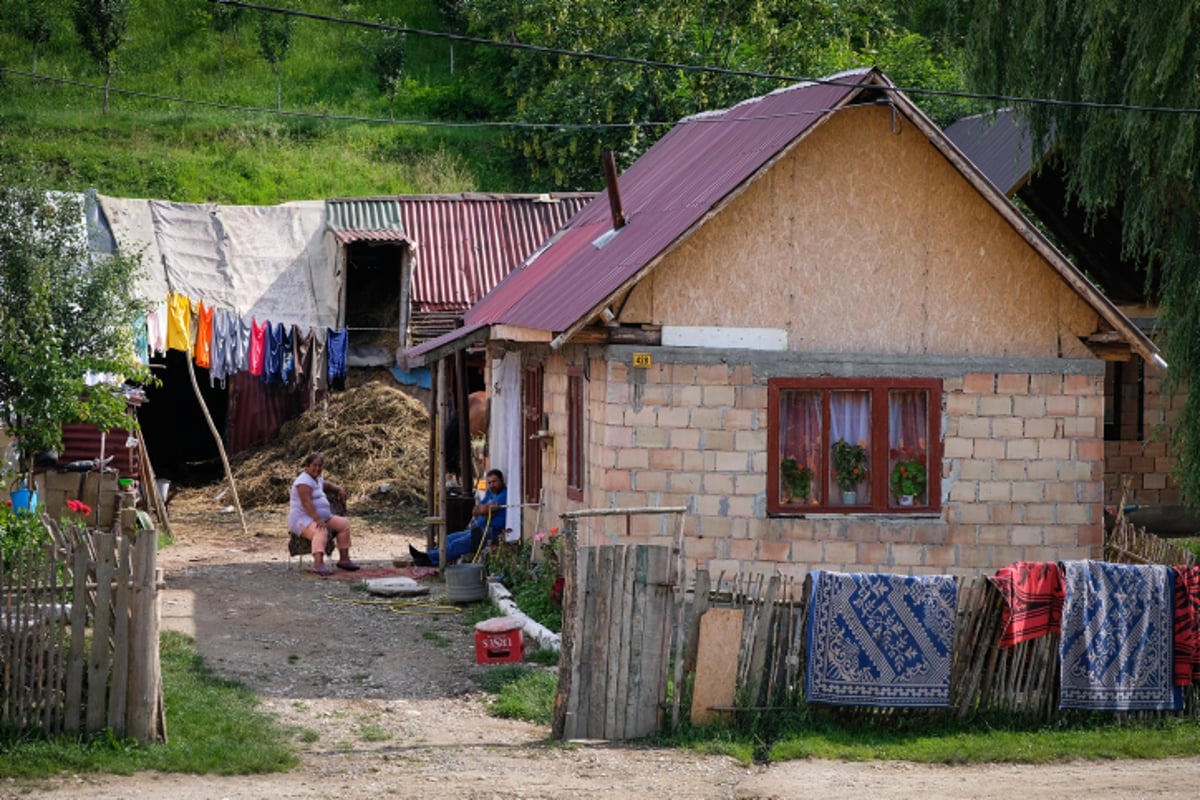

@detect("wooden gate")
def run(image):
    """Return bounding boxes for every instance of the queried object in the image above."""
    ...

[553,541,677,740]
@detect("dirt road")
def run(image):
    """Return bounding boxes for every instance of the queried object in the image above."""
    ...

[8,501,1200,799]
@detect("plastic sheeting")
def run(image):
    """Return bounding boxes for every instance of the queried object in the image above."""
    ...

[96,196,341,332]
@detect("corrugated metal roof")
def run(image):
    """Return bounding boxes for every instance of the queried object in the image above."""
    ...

[327,198,409,243]
[942,109,1047,197]
[457,70,874,337]
[397,193,592,313]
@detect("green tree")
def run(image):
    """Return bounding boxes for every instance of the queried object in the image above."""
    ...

[960,1,1200,502]
[0,167,151,488]
[371,21,407,121]
[452,0,967,188]
[209,0,246,73]
[4,0,56,75]
[70,0,131,114]
[255,7,295,111]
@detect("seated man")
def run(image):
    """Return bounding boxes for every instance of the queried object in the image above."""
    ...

[411,469,506,567]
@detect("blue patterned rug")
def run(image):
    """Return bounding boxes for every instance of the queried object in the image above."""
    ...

[806,570,958,707]
[1059,561,1179,711]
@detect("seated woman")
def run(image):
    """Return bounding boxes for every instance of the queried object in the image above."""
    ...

[289,452,359,575]
[410,469,506,567]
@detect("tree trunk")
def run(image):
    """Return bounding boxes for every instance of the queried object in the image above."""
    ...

[103,70,112,114]
[274,65,282,111]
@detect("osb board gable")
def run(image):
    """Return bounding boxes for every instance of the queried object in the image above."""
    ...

[619,103,1097,360]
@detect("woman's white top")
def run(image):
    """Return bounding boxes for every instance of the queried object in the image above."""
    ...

[288,472,332,534]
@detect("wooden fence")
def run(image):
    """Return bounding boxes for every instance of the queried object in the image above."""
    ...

[1,505,164,743]
[554,512,1200,739]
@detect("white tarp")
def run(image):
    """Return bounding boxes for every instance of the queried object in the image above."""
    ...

[95,194,169,302]
[490,351,523,544]
[148,200,339,331]
[97,196,340,331]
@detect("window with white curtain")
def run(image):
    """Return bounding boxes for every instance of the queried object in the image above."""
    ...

[768,378,941,514]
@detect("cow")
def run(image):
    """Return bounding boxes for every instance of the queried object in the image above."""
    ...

[445,390,488,483]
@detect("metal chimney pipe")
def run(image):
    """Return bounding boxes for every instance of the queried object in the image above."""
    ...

[602,150,626,230]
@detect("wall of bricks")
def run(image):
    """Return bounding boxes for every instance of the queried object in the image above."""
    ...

[532,347,1106,582]
[1102,359,1181,505]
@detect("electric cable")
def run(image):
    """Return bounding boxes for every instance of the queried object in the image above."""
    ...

[210,0,1200,116]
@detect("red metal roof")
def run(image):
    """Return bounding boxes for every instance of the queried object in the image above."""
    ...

[458,70,876,336]
[397,193,593,313]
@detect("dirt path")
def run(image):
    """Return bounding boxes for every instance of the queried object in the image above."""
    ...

[7,500,1200,799]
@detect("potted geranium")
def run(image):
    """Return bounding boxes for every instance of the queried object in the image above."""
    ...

[890,458,927,506]
[780,457,814,503]
[832,439,868,504]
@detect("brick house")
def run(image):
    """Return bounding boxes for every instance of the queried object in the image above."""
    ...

[407,69,1160,580]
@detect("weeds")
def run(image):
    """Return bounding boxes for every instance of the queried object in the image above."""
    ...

[478,666,556,725]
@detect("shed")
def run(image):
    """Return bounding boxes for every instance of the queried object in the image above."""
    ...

[408,68,1160,580]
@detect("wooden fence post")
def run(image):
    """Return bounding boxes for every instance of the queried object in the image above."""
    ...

[125,528,162,744]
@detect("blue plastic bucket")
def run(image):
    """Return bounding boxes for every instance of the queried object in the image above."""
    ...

[10,488,38,514]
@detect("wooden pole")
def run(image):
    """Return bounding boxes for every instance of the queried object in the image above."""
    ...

[435,359,448,562]
[184,349,248,537]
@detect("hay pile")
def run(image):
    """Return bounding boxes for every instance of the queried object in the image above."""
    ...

[225,375,430,512]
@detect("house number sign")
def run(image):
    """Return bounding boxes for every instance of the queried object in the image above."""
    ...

[632,352,652,368]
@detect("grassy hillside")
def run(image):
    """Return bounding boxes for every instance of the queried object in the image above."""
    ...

[0,0,523,202]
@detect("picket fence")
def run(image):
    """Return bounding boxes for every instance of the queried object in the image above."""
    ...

[553,512,1200,740]
[0,507,164,744]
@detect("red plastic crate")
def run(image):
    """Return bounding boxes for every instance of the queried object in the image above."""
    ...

[474,617,524,664]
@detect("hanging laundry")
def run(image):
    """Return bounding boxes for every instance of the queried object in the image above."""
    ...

[805,570,958,708]
[146,300,167,357]
[195,301,214,369]
[1058,560,1178,711]
[235,314,251,372]
[292,326,312,392]
[248,318,266,376]
[1173,565,1200,686]
[209,306,230,387]
[327,328,348,391]
[263,321,284,383]
[279,322,294,386]
[312,329,327,393]
[990,561,1065,648]
[133,314,149,365]
[166,291,191,352]
[187,298,201,356]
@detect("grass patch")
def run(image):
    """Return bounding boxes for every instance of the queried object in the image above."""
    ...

[358,724,391,743]
[662,710,1200,766]
[459,599,502,627]
[0,631,296,777]
[422,630,451,648]
[478,665,556,726]
[525,646,560,667]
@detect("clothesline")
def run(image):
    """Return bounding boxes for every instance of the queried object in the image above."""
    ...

[136,290,349,393]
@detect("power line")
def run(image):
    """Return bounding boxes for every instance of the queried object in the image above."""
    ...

[0,67,669,129]
[211,0,1200,116]
[0,66,847,129]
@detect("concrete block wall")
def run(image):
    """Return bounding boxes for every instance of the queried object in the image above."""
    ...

[1103,361,1181,505]
[539,349,1107,581]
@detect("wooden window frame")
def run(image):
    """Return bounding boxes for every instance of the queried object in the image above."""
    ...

[767,377,942,515]
[567,367,584,501]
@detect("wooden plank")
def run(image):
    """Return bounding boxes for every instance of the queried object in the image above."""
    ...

[107,534,133,736]
[126,528,162,744]
[605,545,630,738]
[637,546,672,736]
[87,533,117,733]
[682,570,711,676]
[45,542,65,734]
[64,535,89,733]
[586,545,614,739]
[624,544,652,738]
[551,531,578,740]
[690,608,744,725]
[745,576,778,707]
[563,546,595,739]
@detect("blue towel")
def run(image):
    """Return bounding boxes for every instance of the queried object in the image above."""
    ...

[806,570,958,707]
[327,328,348,390]
[1059,560,1179,711]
